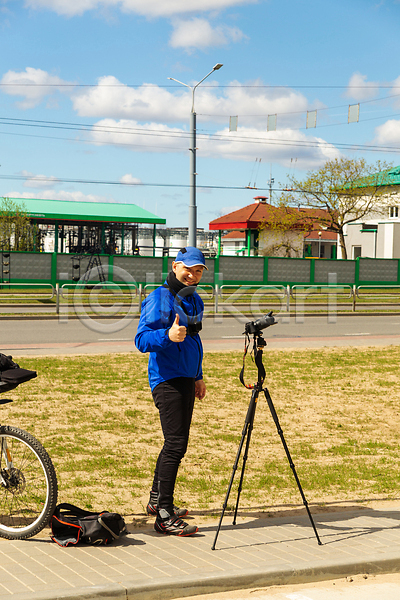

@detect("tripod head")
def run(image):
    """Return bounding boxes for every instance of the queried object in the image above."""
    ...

[244,311,277,336]
[240,312,277,389]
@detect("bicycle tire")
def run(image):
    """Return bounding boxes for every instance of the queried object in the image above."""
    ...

[0,426,58,539]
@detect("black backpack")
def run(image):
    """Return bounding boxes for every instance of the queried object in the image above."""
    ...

[51,503,127,547]
[0,353,37,393]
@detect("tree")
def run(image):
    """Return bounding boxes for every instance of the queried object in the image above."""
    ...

[258,203,327,258]
[0,197,37,251]
[284,157,393,259]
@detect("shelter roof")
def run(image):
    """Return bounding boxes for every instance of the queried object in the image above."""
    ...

[209,199,331,231]
[8,197,165,225]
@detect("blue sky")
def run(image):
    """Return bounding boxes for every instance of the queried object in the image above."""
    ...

[1,0,400,230]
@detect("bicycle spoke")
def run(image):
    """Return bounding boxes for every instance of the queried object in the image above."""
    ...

[0,427,57,538]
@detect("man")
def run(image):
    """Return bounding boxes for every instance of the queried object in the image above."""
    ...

[135,247,207,537]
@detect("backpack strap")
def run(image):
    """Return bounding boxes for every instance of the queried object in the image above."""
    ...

[53,502,100,520]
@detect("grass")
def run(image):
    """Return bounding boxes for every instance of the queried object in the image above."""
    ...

[3,346,400,517]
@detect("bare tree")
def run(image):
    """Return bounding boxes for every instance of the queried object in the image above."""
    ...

[285,157,392,259]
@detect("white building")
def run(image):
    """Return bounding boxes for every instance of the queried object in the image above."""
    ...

[343,195,400,259]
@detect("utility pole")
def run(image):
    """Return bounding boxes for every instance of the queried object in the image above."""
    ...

[269,177,275,204]
[168,64,223,248]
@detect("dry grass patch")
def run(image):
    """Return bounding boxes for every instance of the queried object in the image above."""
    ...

[2,346,400,518]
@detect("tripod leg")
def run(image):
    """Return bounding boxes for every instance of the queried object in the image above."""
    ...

[211,388,258,550]
[233,392,257,525]
[262,387,322,546]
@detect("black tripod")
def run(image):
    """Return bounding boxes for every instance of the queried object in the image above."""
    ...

[212,327,322,550]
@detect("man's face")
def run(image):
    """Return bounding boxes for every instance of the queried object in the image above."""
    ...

[172,262,205,286]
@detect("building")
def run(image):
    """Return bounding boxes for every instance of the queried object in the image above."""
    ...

[137,227,217,257]
[342,166,400,259]
[220,231,247,256]
[209,196,334,257]
[2,197,165,255]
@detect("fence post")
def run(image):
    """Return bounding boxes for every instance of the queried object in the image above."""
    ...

[286,284,290,313]
[215,283,219,313]
[56,282,59,315]
[352,285,356,312]
[138,283,143,313]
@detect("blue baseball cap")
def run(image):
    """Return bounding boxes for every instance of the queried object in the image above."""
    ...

[174,247,208,270]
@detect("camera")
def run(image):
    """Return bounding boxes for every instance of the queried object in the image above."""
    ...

[244,311,276,335]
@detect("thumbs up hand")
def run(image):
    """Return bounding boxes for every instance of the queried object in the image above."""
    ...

[168,314,187,342]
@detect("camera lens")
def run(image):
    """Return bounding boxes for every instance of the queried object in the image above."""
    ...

[244,311,276,334]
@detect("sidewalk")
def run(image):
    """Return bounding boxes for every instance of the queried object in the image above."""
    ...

[1,504,400,600]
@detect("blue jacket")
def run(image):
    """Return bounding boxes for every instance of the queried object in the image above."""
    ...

[135,283,204,391]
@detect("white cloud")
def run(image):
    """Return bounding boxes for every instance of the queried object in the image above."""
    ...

[201,127,341,170]
[374,119,400,145]
[87,117,340,170]
[169,17,246,50]
[73,76,309,129]
[7,189,112,203]
[120,173,142,184]
[72,77,185,121]
[24,0,255,18]
[0,67,75,108]
[89,118,188,152]
[345,72,380,101]
[21,170,60,188]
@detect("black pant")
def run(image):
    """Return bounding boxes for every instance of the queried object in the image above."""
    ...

[151,377,195,513]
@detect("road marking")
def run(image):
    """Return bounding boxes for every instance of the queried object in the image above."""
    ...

[97,338,131,341]
[344,333,371,336]
[222,335,245,339]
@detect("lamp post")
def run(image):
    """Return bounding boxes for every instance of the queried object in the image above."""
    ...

[168,63,223,248]
[318,231,322,258]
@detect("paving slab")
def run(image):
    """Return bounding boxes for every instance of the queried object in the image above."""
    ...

[0,506,399,600]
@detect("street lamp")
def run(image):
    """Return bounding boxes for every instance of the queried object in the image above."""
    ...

[318,231,322,258]
[168,63,223,248]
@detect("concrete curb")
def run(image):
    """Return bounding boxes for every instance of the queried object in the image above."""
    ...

[7,555,400,600]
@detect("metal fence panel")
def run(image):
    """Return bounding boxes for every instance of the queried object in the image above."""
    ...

[218,256,264,282]
[314,260,356,284]
[10,252,52,280]
[268,258,311,283]
[113,256,164,282]
[57,254,109,280]
[359,258,398,282]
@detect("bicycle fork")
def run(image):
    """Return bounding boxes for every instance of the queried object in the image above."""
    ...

[0,437,13,488]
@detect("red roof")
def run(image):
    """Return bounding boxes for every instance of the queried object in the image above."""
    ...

[222,231,246,240]
[304,229,337,241]
[209,200,331,231]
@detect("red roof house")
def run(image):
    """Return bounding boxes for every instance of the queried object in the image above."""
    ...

[209,197,337,257]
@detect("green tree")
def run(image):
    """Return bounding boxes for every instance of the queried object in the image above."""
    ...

[0,197,37,251]
[285,157,392,259]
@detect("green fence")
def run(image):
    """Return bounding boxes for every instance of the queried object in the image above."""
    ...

[1,252,400,288]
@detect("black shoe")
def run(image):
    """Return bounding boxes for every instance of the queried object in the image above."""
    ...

[146,494,188,518]
[154,509,198,537]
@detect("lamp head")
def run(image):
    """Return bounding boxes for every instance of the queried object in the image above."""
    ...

[213,63,223,71]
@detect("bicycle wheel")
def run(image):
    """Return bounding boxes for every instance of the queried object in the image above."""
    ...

[0,426,58,539]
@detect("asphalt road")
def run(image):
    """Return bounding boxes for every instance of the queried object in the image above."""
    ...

[1,314,400,356]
